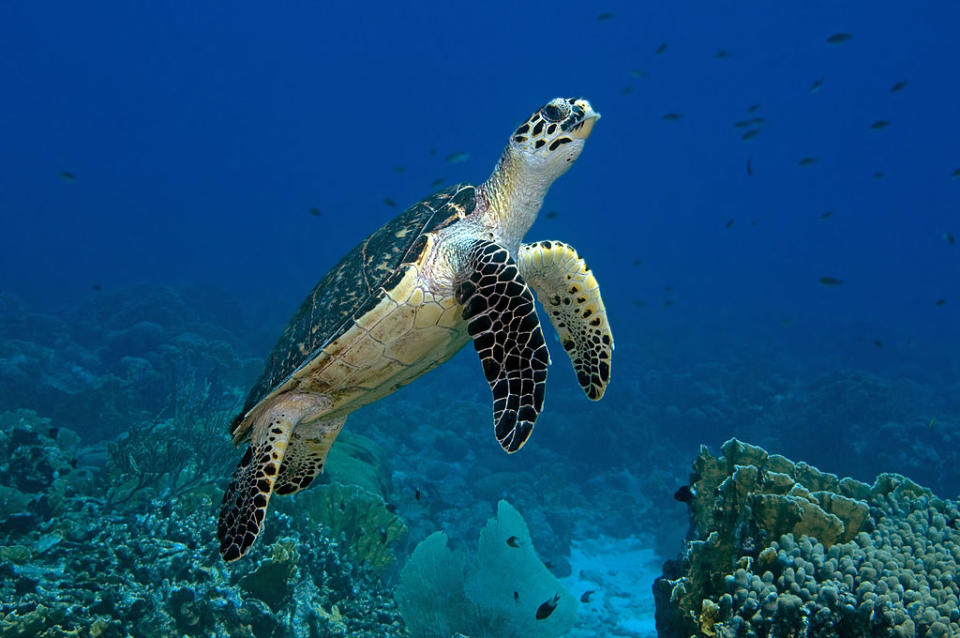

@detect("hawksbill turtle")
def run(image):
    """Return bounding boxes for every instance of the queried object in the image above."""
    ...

[219,97,614,561]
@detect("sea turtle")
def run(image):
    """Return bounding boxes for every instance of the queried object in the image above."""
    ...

[219,97,614,561]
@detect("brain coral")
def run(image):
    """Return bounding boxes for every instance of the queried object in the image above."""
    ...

[654,439,960,638]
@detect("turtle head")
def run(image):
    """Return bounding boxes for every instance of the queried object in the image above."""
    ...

[508,97,600,177]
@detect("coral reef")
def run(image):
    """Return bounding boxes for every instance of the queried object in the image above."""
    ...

[395,500,577,638]
[655,439,960,637]
[0,409,405,637]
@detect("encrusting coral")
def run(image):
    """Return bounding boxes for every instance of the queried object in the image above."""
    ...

[655,439,960,637]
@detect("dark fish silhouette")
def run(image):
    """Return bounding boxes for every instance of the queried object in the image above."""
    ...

[384,198,397,208]
[873,340,883,348]
[873,172,885,179]
[748,104,761,113]
[870,120,890,130]
[60,171,77,181]
[746,158,753,176]
[309,207,321,216]
[378,527,388,544]
[714,50,730,59]
[633,299,646,307]
[580,590,596,603]
[820,211,834,220]
[394,165,406,174]
[630,69,648,79]
[674,485,695,502]
[506,536,520,548]
[952,168,960,180]
[890,80,908,93]
[620,86,634,96]
[514,591,520,602]
[725,218,735,229]
[734,120,752,128]
[936,299,946,306]
[798,157,819,167]
[91,284,102,291]
[662,112,683,121]
[944,232,955,245]
[431,177,446,187]
[445,152,470,164]
[819,276,844,286]
[415,487,422,501]
[741,129,760,141]
[536,594,560,620]
[826,33,852,44]
[810,78,824,93]
[663,300,674,307]
[656,43,668,55]
[385,503,397,513]
[596,12,614,21]
[545,210,558,219]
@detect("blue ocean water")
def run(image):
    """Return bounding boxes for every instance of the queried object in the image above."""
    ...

[1,2,959,637]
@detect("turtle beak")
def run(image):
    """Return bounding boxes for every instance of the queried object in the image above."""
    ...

[571,101,600,140]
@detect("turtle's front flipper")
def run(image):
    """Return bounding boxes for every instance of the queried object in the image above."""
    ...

[274,416,347,495]
[518,241,613,400]
[457,241,550,453]
[218,394,327,562]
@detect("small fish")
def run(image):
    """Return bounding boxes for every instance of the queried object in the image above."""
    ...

[309,207,322,217]
[431,177,446,187]
[819,276,844,286]
[428,148,437,156]
[810,78,824,93]
[545,210,558,219]
[664,286,673,293]
[928,417,937,429]
[748,104,761,113]
[620,86,634,96]
[544,560,553,569]
[936,298,946,306]
[750,117,767,125]
[746,158,753,176]
[415,487,422,501]
[826,32,852,44]
[506,536,520,548]
[820,211,834,220]
[663,300,674,307]
[596,12,614,21]
[633,259,642,266]
[870,120,890,130]
[630,69,648,79]
[633,299,646,307]
[580,590,596,603]
[656,43,668,55]
[514,591,520,603]
[714,50,729,59]
[674,485,696,502]
[952,168,960,180]
[385,503,398,513]
[384,197,397,208]
[536,594,560,620]
[873,340,883,348]
[445,152,470,164]
[338,500,345,512]
[798,157,819,167]
[394,165,406,174]
[60,170,77,181]
[378,527,388,544]
[781,318,794,326]
[741,129,760,141]
[662,112,683,121]
[943,232,955,245]
[91,284,102,291]
[725,218,735,229]
[873,171,885,179]
[734,120,752,128]
[890,80,908,93]
[751,219,759,227]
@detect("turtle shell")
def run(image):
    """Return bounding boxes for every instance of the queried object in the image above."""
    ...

[231,184,475,435]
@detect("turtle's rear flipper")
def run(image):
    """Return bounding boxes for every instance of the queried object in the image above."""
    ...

[218,394,327,562]
[457,240,550,453]
[518,241,613,400]
[275,416,347,495]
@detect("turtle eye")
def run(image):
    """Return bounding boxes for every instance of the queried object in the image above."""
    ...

[541,103,567,122]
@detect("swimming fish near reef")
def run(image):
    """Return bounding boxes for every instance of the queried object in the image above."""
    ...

[430,177,445,187]
[890,80,908,93]
[944,232,955,245]
[820,211,834,220]
[826,32,852,44]
[60,170,77,181]
[810,78,824,93]
[662,112,683,121]
[596,12,614,21]
[580,590,596,603]
[798,157,819,167]
[536,594,560,620]
[444,152,471,164]
[734,120,752,128]
[928,418,937,429]
[714,50,730,59]
[741,129,760,141]
[620,86,634,96]
[385,503,397,513]
[748,104,761,113]
[873,172,885,179]
[309,207,321,217]
[656,43,668,54]
[873,340,883,348]
[630,69,648,79]
[725,218,735,229]
[394,165,406,174]
[674,485,696,502]
[952,168,960,180]
[383,197,397,208]
[545,210,558,219]
[91,284,102,291]
[870,120,890,130]
[819,276,844,286]
[936,299,946,306]
[415,487,422,501]
[506,536,520,548]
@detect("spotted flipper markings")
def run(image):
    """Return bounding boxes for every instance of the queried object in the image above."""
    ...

[518,240,613,400]
[457,240,550,453]
[274,416,346,495]
[218,414,293,562]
